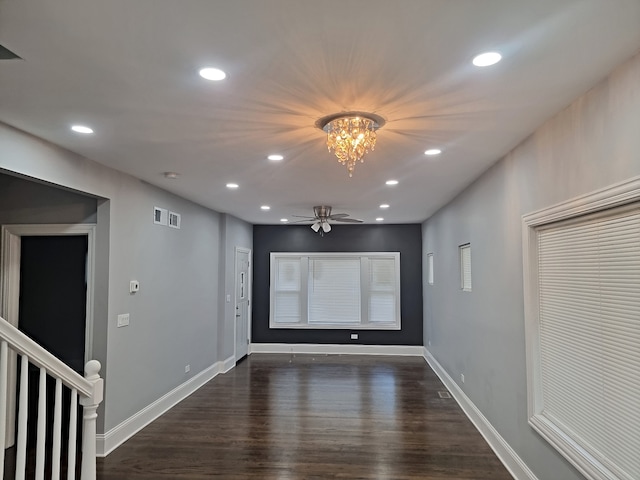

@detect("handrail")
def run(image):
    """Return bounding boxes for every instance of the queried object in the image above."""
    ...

[0,316,92,397]
[0,314,103,479]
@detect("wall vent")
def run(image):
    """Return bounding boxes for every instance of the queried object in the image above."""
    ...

[154,207,168,225]
[168,211,181,229]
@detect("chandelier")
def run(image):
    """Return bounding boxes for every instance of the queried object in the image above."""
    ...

[318,113,385,177]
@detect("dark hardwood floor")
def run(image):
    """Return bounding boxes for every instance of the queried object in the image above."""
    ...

[97,354,512,479]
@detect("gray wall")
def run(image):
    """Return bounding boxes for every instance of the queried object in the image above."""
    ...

[0,123,225,433]
[422,52,640,479]
[218,213,253,362]
[0,173,97,224]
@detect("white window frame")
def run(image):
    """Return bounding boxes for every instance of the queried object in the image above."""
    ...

[522,175,640,480]
[269,252,401,330]
[459,244,471,292]
[427,253,434,285]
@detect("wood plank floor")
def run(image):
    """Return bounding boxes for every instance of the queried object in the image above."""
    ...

[97,354,513,479]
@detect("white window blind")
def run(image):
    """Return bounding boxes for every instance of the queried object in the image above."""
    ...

[460,244,471,291]
[308,258,361,324]
[536,205,640,480]
[427,253,434,285]
[270,253,400,329]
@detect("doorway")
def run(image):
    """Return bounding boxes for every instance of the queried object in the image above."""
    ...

[234,247,251,363]
[0,224,95,448]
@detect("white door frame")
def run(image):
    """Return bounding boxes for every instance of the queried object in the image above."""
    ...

[0,224,96,447]
[233,247,252,363]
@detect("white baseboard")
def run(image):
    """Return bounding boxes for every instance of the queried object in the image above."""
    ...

[250,343,424,356]
[96,361,223,457]
[423,348,538,480]
[222,354,235,373]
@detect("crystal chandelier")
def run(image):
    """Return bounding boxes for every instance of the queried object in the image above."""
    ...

[318,113,384,177]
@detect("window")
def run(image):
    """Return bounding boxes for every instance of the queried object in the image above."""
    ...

[427,253,434,285]
[270,252,400,329]
[459,244,471,291]
[523,177,640,480]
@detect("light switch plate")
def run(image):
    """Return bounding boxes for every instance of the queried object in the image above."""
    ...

[117,313,130,327]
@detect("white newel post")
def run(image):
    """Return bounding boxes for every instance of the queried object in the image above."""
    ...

[80,360,103,480]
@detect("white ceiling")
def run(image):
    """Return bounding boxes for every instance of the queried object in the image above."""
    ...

[1,0,639,224]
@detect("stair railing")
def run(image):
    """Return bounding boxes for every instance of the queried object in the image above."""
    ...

[0,316,103,480]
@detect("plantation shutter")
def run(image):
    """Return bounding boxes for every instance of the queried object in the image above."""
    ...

[537,206,640,479]
[308,258,361,324]
[273,257,302,324]
[369,257,397,324]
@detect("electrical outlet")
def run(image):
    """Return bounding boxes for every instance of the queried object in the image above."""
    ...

[185,364,191,373]
[350,333,358,340]
[460,373,465,384]
[117,314,130,328]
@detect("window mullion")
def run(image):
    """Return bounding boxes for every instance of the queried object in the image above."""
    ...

[300,256,309,326]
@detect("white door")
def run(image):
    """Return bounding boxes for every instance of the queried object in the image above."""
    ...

[235,248,251,361]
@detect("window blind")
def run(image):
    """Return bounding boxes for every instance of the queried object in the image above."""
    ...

[308,258,361,324]
[537,206,640,479]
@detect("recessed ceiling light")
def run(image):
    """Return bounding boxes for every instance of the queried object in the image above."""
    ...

[268,154,284,161]
[424,149,442,156]
[226,183,239,189]
[385,180,398,186]
[376,217,384,222]
[280,218,289,223]
[71,125,93,134]
[380,204,390,209]
[473,52,502,67]
[164,172,180,179]
[199,67,227,81]
[261,205,270,210]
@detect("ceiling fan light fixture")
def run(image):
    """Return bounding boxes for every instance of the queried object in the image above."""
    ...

[322,221,331,233]
[311,222,321,232]
[317,112,385,177]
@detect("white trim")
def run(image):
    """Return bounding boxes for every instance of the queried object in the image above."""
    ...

[423,348,539,480]
[250,343,423,356]
[96,361,223,457]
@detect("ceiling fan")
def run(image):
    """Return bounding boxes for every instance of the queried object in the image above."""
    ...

[291,206,363,235]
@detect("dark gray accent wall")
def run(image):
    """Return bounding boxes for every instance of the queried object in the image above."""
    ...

[253,224,422,345]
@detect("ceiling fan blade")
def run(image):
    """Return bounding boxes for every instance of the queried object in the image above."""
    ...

[333,217,364,223]
[328,213,349,219]
[287,219,314,224]
[291,215,316,219]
